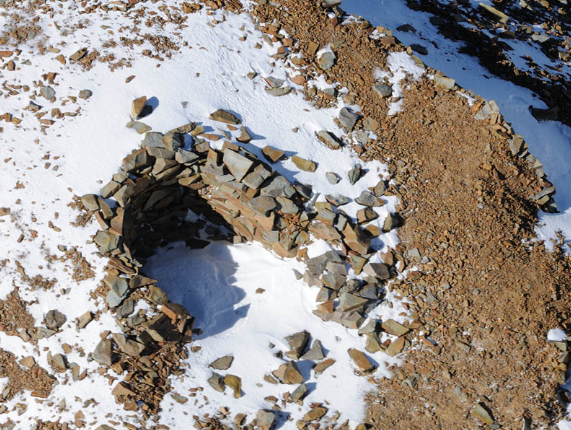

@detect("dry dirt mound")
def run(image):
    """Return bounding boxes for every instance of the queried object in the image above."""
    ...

[250,1,571,428]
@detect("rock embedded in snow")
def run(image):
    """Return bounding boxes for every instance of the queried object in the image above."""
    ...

[131,96,147,119]
[93,340,113,366]
[289,383,308,402]
[338,108,359,130]
[291,155,317,172]
[223,374,242,398]
[208,373,225,392]
[256,409,276,430]
[316,130,342,149]
[262,145,285,163]
[209,109,241,124]
[347,348,375,373]
[318,51,336,70]
[45,309,67,330]
[285,331,310,360]
[210,355,234,371]
[236,126,252,143]
[265,86,292,97]
[40,86,55,100]
[78,89,92,99]
[303,406,327,422]
[301,339,325,361]
[372,83,392,98]
[313,358,335,374]
[326,172,340,184]
[325,194,349,207]
[273,361,304,384]
[348,164,363,185]
[355,190,381,207]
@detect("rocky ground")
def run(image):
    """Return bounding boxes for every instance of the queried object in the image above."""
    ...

[0,0,570,429]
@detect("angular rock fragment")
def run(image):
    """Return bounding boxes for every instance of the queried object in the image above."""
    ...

[291,156,317,172]
[209,109,241,124]
[262,146,285,163]
[223,374,242,398]
[348,348,375,372]
[303,406,327,422]
[290,383,308,402]
[131,96,147,119]
[285,331,310,360]
[318,51,336,70]
[348,164,363,185]
[257,410,276,430]
[45,310,66,330]
[301,340,325,361]
[93,340,113,366]
[338,108,359,130]
[223,149,254,181]
[210,355,234,371]
[273,361,304,384]
[372,83,392,98]
[355,190,381,207]
[208,373,225,392]
[381,319,410,336]
[317,131,342,149]
[326,172,340,184]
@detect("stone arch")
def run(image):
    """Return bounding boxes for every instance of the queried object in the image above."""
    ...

[80,110,395,417]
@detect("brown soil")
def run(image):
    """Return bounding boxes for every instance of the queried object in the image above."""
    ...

[250,1,571,429]
[0,349,55,401]
[0,288,35,337]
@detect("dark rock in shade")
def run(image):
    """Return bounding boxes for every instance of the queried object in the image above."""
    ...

[410,43,428,55]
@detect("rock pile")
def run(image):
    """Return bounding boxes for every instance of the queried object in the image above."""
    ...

[80,101,402,419]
